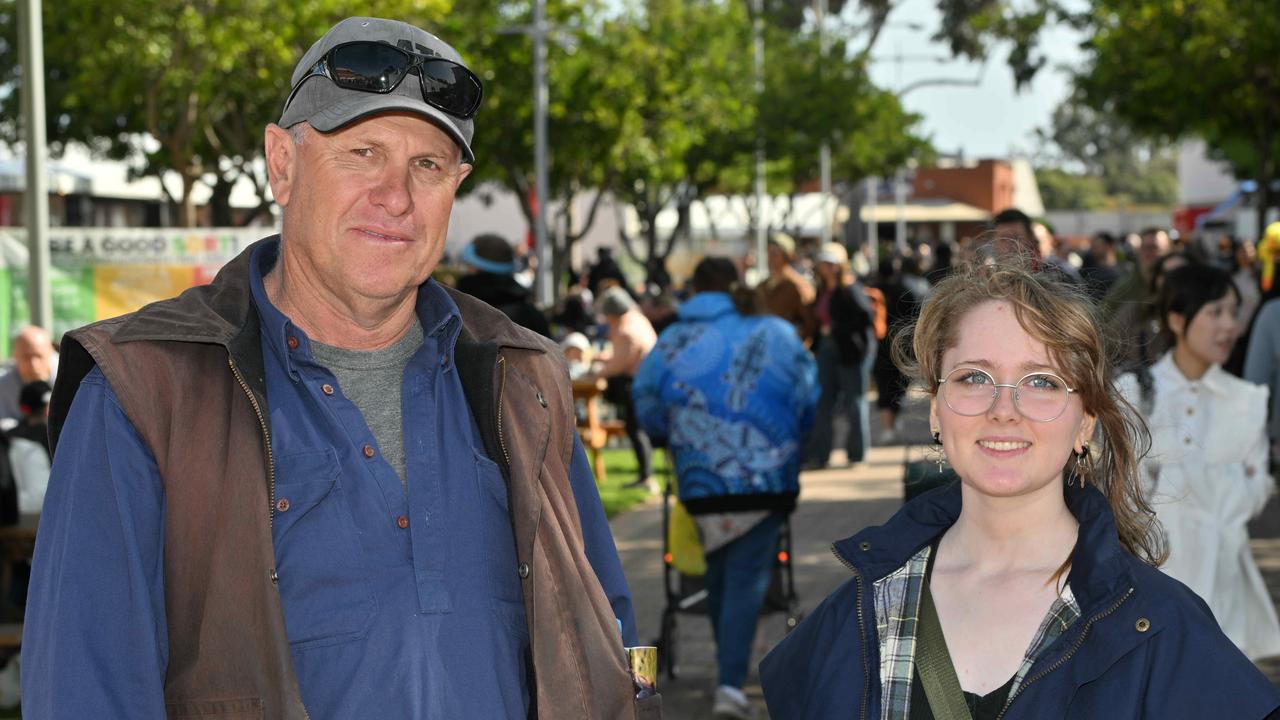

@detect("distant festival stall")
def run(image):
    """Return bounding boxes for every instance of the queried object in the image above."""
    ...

[0,228,269,357]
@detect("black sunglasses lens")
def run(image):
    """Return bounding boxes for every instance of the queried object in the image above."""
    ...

[329,43,411,93]
[418,60,482,117]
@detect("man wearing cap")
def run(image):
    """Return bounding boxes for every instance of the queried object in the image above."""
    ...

[456,233,554,338]
[755,233,815,343]
[25,17,654,720]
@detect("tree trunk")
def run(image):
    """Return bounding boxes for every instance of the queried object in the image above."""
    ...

[180,171,199,227]
[210,174,234,227]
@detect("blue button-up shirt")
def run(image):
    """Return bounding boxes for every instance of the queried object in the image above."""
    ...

[23,240,637,719]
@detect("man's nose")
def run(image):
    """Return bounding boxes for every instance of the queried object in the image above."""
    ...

[370,166,413,216]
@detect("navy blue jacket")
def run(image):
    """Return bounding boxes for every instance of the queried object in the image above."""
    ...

[760,482,1280,719]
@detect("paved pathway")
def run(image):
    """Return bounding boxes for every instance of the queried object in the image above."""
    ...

[610,393,1280,718]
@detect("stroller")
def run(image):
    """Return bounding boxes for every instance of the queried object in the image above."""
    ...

[651,456,804,679]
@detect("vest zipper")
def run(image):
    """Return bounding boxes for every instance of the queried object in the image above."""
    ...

[495,355,512,468]
[228,357,310,720]
[832,545,871,720]
[228,358,278,530]
[994,586,1135,720]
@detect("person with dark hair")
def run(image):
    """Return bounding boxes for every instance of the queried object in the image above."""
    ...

[1117,263,1280,660]
[871,257,920,444]
[1081,231,1123,302]
[587,246,628,297]
[25,17,649,719]
[1103,230,1182,373]
[761,259,1280,719]
[634,256,818,719]
[991,208,1038,259]
[455,233,553,338]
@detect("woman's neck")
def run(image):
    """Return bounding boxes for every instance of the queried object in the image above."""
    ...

[1171,343,1211,380]
[942,484,1078,574]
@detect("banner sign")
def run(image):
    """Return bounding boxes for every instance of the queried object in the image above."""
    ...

[0,228,271,357]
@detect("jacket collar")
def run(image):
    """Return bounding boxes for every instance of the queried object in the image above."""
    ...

[677,292,736,322]
[833,482,1135,613]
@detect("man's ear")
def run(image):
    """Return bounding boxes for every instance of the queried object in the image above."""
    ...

[264,123,298,208]
[453,162,473,191]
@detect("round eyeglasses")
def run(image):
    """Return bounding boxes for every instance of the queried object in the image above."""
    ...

[937,367,1077,422]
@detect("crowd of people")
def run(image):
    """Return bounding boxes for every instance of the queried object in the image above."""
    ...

[6,13,1280,720]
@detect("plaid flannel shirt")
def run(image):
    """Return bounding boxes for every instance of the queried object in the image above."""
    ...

[874,545,1081,719]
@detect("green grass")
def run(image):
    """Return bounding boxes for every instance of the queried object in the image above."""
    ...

[595,447,670,518]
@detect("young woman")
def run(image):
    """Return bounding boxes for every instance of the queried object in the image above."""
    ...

[761,261,1280,719]
[1118,263,1280,660]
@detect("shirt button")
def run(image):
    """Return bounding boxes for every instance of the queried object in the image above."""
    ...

[321,384,335,396]
[518,562,530,579]
[363,444,376,458]
[396,515,409,529]
[536,391,547,408]
[1185,407,1194,416]
[1183,437,1192,445]
[276,498,290,512]
[286,335,299,350]
[441,354,450,368]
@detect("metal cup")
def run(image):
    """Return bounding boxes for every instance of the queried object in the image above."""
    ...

[626,645,658,699]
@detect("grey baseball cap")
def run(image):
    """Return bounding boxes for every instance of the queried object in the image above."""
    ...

[279,17,477,163]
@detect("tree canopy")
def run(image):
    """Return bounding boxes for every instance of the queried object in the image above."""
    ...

[1074,0,1280,229]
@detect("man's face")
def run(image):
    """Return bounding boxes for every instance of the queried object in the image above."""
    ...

[14,331,53,384]
[265,113,472,306]
[1138,231,1170,276]
[994,221,1038,258]
[766,244,787,272]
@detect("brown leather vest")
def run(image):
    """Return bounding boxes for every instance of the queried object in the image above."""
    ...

[50,240,659,720]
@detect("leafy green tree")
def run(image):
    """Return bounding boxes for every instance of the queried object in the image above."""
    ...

[0,0,449,226]
[1034,89,1178,209]
[1076,0,1280,231]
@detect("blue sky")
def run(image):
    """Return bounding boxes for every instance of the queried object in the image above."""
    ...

[864,0,1088,159]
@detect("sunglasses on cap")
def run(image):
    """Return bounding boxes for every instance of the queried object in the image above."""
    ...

[283,40,484,120]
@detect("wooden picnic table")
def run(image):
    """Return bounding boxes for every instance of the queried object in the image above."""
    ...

[572,378,626,485]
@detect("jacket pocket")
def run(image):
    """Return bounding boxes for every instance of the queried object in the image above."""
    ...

[272,449,377,650]
[165,696,263,718]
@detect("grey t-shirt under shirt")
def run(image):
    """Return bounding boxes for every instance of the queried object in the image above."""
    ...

[310,320,424,488]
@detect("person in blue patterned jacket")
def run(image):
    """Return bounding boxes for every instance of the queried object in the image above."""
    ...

[635,256,819,719]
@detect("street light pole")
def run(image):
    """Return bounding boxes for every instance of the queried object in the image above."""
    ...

[19,0,51,331]
[752,0,768,281]
[816,0,832,246]
[532,0,553,308]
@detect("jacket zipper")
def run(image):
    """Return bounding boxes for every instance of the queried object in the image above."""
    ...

[832,545,871,720]
[994,587,1135,720]
[230,357,310,719]
[229,358,277,530]
[495,355,512,468]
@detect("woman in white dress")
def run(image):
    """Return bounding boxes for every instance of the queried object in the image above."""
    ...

[1118,263,1280,660]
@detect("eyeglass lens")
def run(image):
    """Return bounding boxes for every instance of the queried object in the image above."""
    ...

[942,368,1069,421]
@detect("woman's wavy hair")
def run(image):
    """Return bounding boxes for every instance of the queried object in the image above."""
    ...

[892,256,1168,567]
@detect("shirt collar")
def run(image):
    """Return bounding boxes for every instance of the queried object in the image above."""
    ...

[249,238,463,376]
[1152,351,1229,395]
